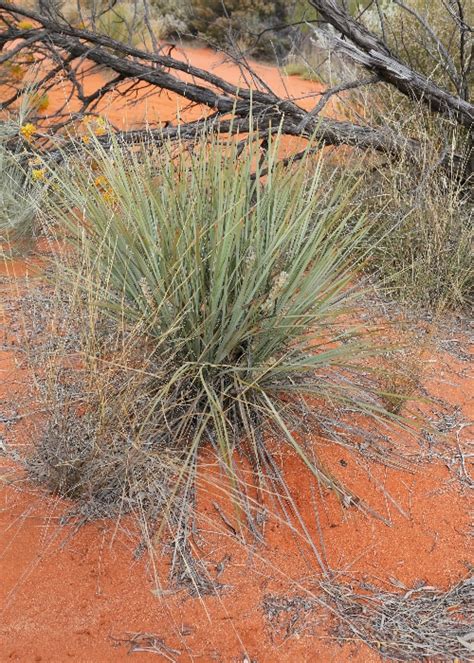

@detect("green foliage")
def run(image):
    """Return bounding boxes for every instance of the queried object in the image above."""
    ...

[145,0,190,40]
[152,0,290,56]
[41,130,390,517]
[0,123,41,251]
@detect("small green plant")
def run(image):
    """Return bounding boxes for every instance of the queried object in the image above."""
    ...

[36,129,397,540]
[0,125,42,251]
[283,58,322,82]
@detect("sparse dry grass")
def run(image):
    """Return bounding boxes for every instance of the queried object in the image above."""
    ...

[357,129,472,313]
[264,575,474,661]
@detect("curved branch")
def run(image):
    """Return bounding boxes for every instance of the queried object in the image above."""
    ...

[308,0,473,128]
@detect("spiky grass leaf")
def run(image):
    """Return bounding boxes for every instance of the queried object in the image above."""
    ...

[38,128,398,533]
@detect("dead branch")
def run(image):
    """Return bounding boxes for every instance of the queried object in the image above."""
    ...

[0,1,471,176]
[308,0,473,128]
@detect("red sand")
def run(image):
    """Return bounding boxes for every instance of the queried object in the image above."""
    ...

[1,46,473,662]
[1,322,471,662]
[38,44,329,128]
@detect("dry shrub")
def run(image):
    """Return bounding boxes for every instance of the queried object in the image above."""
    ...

[27,321,183,525]
[358,128,472,312]
[298,0,474,312]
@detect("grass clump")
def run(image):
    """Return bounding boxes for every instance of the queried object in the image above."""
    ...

[359,136,473,313]
[33,130,397,543]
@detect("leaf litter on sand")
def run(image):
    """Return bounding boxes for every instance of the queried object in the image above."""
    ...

[264,575,474,661]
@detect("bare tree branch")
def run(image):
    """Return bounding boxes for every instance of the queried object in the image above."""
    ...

[308,0,473,128]
[0,1,470,178]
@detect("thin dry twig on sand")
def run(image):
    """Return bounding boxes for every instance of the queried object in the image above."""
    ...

[264,576,474,661]
[111,632,181,661]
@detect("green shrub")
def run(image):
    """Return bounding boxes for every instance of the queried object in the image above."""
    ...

[37,130,396,533]
[151,0,290,56]
[149,0,193,38]
[194,0,287,54]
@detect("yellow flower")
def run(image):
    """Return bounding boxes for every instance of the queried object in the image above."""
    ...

[31,168,46,181]
[94,175,108,190]
[93,172,115,203]
[81,134,91,144]
[94,125,107,137]
[102,190,116,205]
[93,117,109,137]
[81,116,110,140]
[20,123,37,141]
[17,20,34,30]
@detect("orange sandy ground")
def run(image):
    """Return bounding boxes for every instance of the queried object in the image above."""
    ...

[1,47,473,662]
